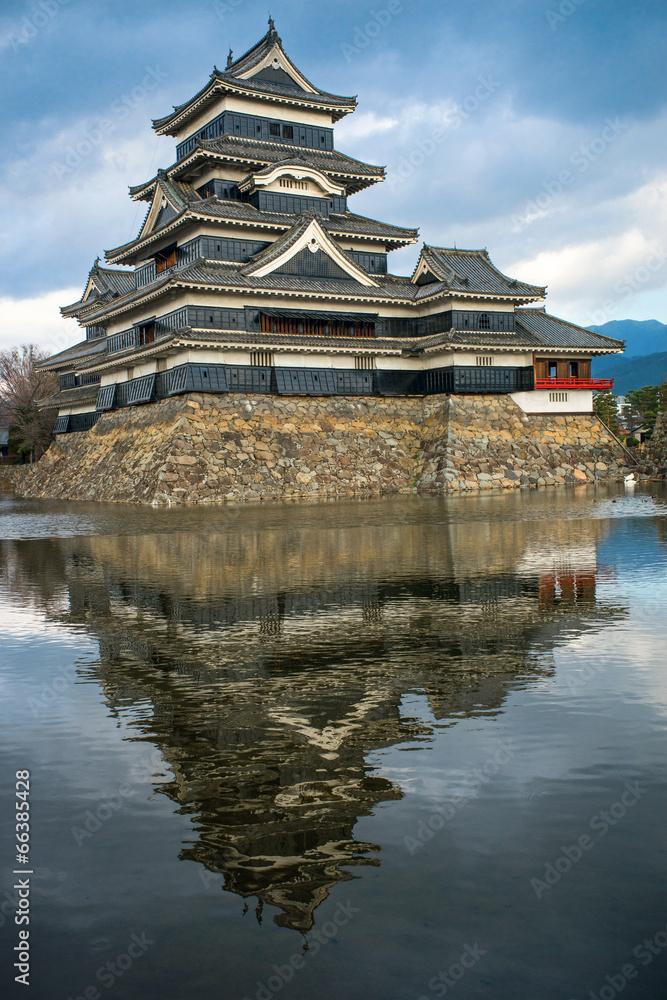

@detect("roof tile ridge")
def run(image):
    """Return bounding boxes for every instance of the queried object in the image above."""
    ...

[482,256,546,293]
[334,209,418,233]
[223,27,278,76]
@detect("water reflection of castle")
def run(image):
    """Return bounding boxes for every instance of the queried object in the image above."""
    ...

[2,504,626,932]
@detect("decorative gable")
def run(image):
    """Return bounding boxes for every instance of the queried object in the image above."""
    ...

[243,216,378,286]
[238,41,316,94]
[274,248,351,280]
[138,181,183,240]
[237,161,345,199]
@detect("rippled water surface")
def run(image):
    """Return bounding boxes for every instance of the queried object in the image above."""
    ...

[1,485,667,1000]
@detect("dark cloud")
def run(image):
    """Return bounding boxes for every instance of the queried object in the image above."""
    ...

[1,0,666,323]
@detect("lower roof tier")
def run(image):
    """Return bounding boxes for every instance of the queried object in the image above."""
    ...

[40,306,623,375]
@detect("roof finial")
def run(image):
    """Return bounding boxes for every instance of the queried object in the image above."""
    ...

[268,12,275,32]
[226,47,233,69]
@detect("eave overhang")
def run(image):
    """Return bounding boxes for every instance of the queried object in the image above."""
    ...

[84,332,406,374]
[153,74,356,138]
[105,207,416,266]
[411,244,547,301]
[130,142,385,200]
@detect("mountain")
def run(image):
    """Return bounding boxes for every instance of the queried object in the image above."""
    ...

[592,351,667,395]
[588,319,666,359]
[587,319,667,392]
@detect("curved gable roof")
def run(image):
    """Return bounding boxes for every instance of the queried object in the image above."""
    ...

[152,25,356,137]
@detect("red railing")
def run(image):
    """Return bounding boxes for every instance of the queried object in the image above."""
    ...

[534,378,614,390]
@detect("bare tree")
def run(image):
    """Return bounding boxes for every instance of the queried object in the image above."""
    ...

[0,345,59,463]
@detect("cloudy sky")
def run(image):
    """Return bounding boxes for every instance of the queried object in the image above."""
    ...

[1,0,666,354]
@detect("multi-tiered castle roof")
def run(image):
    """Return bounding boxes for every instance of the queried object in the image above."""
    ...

[41,20,623,431]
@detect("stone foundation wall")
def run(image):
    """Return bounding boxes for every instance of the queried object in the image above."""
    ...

[636,412,667,479]
[419,395,635,490]
[12,392,638,504]
[0,466,31,494]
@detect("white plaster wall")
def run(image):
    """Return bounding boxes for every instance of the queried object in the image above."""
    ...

[377,355,423,371]
[511,389,593,413]
[130,361,158,378]
[182,348,249,365]
[424,350,530,367]
[334,239,390,253]
[188,166,252,187]
[57,403,97,416]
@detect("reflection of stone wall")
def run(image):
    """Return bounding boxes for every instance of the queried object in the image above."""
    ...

[14,392,633,504]
[58,497,611,599]
[0,511,628,932]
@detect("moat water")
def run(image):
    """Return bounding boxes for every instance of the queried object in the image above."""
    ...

[1,485,667,1000]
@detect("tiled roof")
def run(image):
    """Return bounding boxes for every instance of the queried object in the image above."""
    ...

[36,338,108,370]
[130,138,385,202]
[173,261,415,300]
[62,261,136,315]
[417,246,546,299]
[225,26,351,102]
[200,134,383,180]
[38,385,100,408]
[152,28,356,136]
[515,309,624,351]
[248,155,323,179]
[106,202,417,263]
[239,214,313,273]
[96,267,135,297]
[178,329,404,352]
[416,312,625,353]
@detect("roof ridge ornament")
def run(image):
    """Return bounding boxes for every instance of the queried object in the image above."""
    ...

[226,49,233,69]
[268,13,275,33]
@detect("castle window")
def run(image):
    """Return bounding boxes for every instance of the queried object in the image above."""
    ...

[155,246,177,273]
[282,125,293,140]
[269,122,281,137]
[549,361,558,377]
[476,356,494,366]
[549,392,568,402]
[569,361,579,377]
[355,356,376,370]
[478,313,490,329]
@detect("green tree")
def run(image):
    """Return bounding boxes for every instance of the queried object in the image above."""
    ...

[593,390,620,434]
[624,385,666,440]
[0,345,58,463]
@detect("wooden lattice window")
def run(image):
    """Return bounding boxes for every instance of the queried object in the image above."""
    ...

[476,356,494,366]
[250,351,275,367]
[355,356,376,370]
[260,314,375,339]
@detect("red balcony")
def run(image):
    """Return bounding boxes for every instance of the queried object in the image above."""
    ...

[534,378,614,391]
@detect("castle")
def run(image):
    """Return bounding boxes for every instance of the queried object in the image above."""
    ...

[39,19,622,435]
